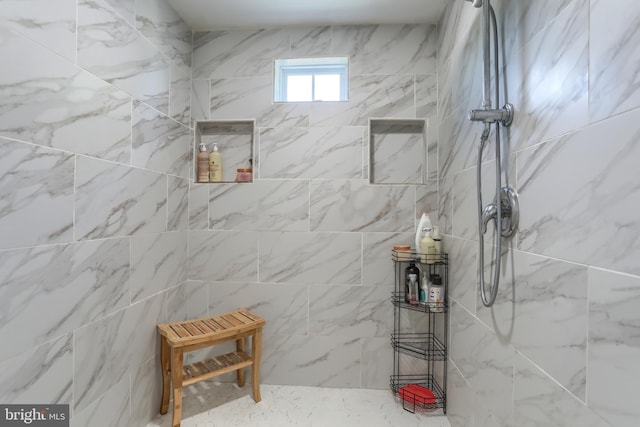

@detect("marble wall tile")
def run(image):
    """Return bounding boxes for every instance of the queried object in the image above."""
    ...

[449,21,483,116]
[75,156,167,240]
[259,232,361,285]
[587,268,640,427]
[502,0,576,63]
[73,293,163,411]
[426,118,439,181]
[130,231,187,302]
[135,0,192,69]
[192,29,289,79]
[478,250,588,399]
[102,0,134,25]
[370,122,426,184]
[447,237,477,315]
[259,126,364,179]
[70,375,130,427]
[310,179,414,232]
[130,356,162,427]
[452,161,497,241]
[0,238,129,362]
[310,75,415,127]
[506,0,588,150]
[416,181,439,224]
[447,363,475,427]
[474,404,502,427]
[517,108,640,276]
[450,302,514,425]
[209,180,309,231]
[168,176,189,231]
[438,56,454,124]
[188,181,209,230]
[0,334,72,404]
[164,282,189,322]
[0,139,74,250]
[360,337,393,389]
[132,101,191,177]
[438,175,453,236]
[77,0,170,114]
[589,0,640,122]
[188,231,258,282]
[166,281,209,322]
[208,282,308,336]
[309,285,392,338]
[209,77,310,128]
[333,24,437,76]
[260,334,361,387]
[191,79,210,122]
[438,108,483,180]
[514,351,611,427]
[0,28,131,162]
[290,26,332,57]
[170,64,192,126]
[0,0,76,62]
[416,74,438,119]
[363,232,413,286]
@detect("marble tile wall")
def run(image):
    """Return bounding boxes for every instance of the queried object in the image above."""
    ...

[0,0,191,426]
[439,0,640,426]
[189,24,439,390]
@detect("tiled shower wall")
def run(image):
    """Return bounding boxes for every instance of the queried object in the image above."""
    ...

[439,0,640,426]
[188,25,439,388]
[0,0,192,425]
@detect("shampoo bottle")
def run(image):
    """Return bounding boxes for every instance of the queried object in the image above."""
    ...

[419,270,429,305]
[197,142,209,183]
[405,262,420,305]
[209,144,223,182]
[420,228,437,264]
[415,213,433,260]
[428,274,444,312]
[432,226,442,255]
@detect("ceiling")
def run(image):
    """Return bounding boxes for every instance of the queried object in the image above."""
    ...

[167,0,449,30]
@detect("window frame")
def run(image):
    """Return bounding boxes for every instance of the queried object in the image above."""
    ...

[274,57,349,103]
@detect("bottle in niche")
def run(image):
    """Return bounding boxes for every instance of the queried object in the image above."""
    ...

[209,144,223,182]
[405,262,420,305]
[197,142,209,183]
[428,274,444,312]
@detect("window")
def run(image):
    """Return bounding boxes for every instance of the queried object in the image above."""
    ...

[274,57,348,102]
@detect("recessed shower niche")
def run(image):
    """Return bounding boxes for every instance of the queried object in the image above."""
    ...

[369,118,427,185]
[195,120,256,183]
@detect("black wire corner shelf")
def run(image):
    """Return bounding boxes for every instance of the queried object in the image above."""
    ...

[391,332,447,361]
[390,248,448,415]
[390,374,446,413]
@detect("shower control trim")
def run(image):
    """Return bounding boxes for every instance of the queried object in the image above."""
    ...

[481,186,519,238]
[468,103,514,127]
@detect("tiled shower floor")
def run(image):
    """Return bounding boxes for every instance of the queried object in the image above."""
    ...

[146,382,451,427]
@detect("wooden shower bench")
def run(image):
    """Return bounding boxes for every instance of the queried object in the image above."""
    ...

[157,308,265,427]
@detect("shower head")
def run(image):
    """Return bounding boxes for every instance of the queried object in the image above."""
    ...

[465,0,483,7]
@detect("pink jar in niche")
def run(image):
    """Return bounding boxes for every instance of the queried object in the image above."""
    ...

[236,168,252,182]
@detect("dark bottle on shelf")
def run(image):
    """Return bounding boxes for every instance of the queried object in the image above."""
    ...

[405,262,421,305]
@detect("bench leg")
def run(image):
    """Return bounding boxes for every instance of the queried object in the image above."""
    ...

[251,327,262,403]
[236,337,246,387]
[171,347,184,427]
[160,336,171,415]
